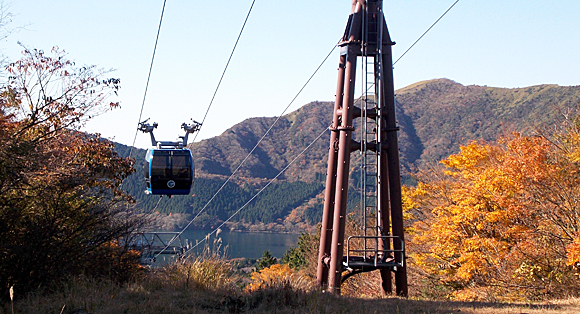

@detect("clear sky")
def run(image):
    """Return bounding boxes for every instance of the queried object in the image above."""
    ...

[2,0,579,148]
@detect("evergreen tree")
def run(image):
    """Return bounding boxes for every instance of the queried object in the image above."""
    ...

[255,250,277,271]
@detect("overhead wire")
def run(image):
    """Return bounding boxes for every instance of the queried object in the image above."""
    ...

[181,125,330,257]
[177,1,464,255]
[192,0,256,143]
[126,0,253,216]
[129,0,167,160]
[149,0,461,257]
[153,41,339,258]
[393,0,460,66]
[148,196,163,214]
[360,0,460,94]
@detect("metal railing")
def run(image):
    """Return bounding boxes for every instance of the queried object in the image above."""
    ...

[131,232,187,264]
[345,235,404,269]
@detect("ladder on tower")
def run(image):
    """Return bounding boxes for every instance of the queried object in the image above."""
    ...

[344,0,404,275]
[317,0,408,296]
[359,1,379,244]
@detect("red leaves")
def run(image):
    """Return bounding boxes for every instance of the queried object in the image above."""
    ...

[0,45,133,211]
[0,48,144,295]
[5,47,121,134]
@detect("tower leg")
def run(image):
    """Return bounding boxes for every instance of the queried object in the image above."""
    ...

[381,21,408,297]
[378,137,393,295]
[317,54,347,289]
[380,269,392,295]
[327,43,358,295]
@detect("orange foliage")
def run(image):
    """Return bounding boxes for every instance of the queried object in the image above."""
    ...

[567,237,580,267]
[246,264,295,292]
[407,131,580,301]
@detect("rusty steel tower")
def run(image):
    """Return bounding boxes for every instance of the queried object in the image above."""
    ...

[316,0,407,296]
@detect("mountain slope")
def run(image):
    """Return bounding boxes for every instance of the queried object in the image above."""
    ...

[395,79,580,163]
[192,101,332,182]
[118,79,580,231]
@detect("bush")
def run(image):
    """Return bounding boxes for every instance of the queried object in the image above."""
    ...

[246,264,312,293]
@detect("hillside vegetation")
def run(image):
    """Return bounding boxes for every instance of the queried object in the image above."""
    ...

[5,65,580,308]
[396,79,580,163]
[0,48,143,299]
[120,79,580,232]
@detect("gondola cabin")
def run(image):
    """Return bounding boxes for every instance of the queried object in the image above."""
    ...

[138,119,201,197]
[144,148,194,195]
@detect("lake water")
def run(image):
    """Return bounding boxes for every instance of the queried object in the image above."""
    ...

[156,230,300,260]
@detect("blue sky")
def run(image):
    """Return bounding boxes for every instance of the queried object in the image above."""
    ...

[2,0,580,148]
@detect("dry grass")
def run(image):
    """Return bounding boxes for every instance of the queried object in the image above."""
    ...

[3,235,580,314]
[4,271,580,314]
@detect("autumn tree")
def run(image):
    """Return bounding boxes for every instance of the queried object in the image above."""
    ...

[0,1,18,73]
[0,48,145,298]
[406,126,580,301]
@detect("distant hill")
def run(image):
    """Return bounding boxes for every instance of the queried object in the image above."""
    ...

[117,79,580,232]
[395,79,580,164]
[191,101,332,182]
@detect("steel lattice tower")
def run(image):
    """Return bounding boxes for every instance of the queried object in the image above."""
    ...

[316,0,407,297]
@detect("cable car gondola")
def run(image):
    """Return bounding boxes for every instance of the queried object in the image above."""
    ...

[138,119,201,196]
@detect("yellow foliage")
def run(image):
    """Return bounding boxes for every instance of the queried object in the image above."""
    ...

[407,132,580,300]
[567,237,580,267]
[246,264,295,292]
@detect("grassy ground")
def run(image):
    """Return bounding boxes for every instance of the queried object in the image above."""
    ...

[3,255,580,314]
[4,275,580,314]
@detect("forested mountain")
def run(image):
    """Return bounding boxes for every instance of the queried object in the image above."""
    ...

[117,79,580,231]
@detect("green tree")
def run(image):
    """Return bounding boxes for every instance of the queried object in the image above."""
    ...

[0,48,145,298]
[281,233,315,270]
[255,250,277,271]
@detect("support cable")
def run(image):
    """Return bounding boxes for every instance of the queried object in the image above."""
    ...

[393,0,460,66]
[147,196,163,214]
[142,0,459,256]
[359,0,460,96]
[129,0,167,160]
[192,0,256,143]
[153,42,338,258]
[181,125,330,257]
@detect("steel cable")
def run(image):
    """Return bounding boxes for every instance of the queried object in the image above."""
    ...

[192,0,256,143]
[153,42,338,258]
[129,0,167,160]
[393,0,460,66]
[181,125,330,257]
[130,0,461,260]
[151,0,460,257]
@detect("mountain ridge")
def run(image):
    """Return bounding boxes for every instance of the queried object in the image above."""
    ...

[117,78,580,232]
